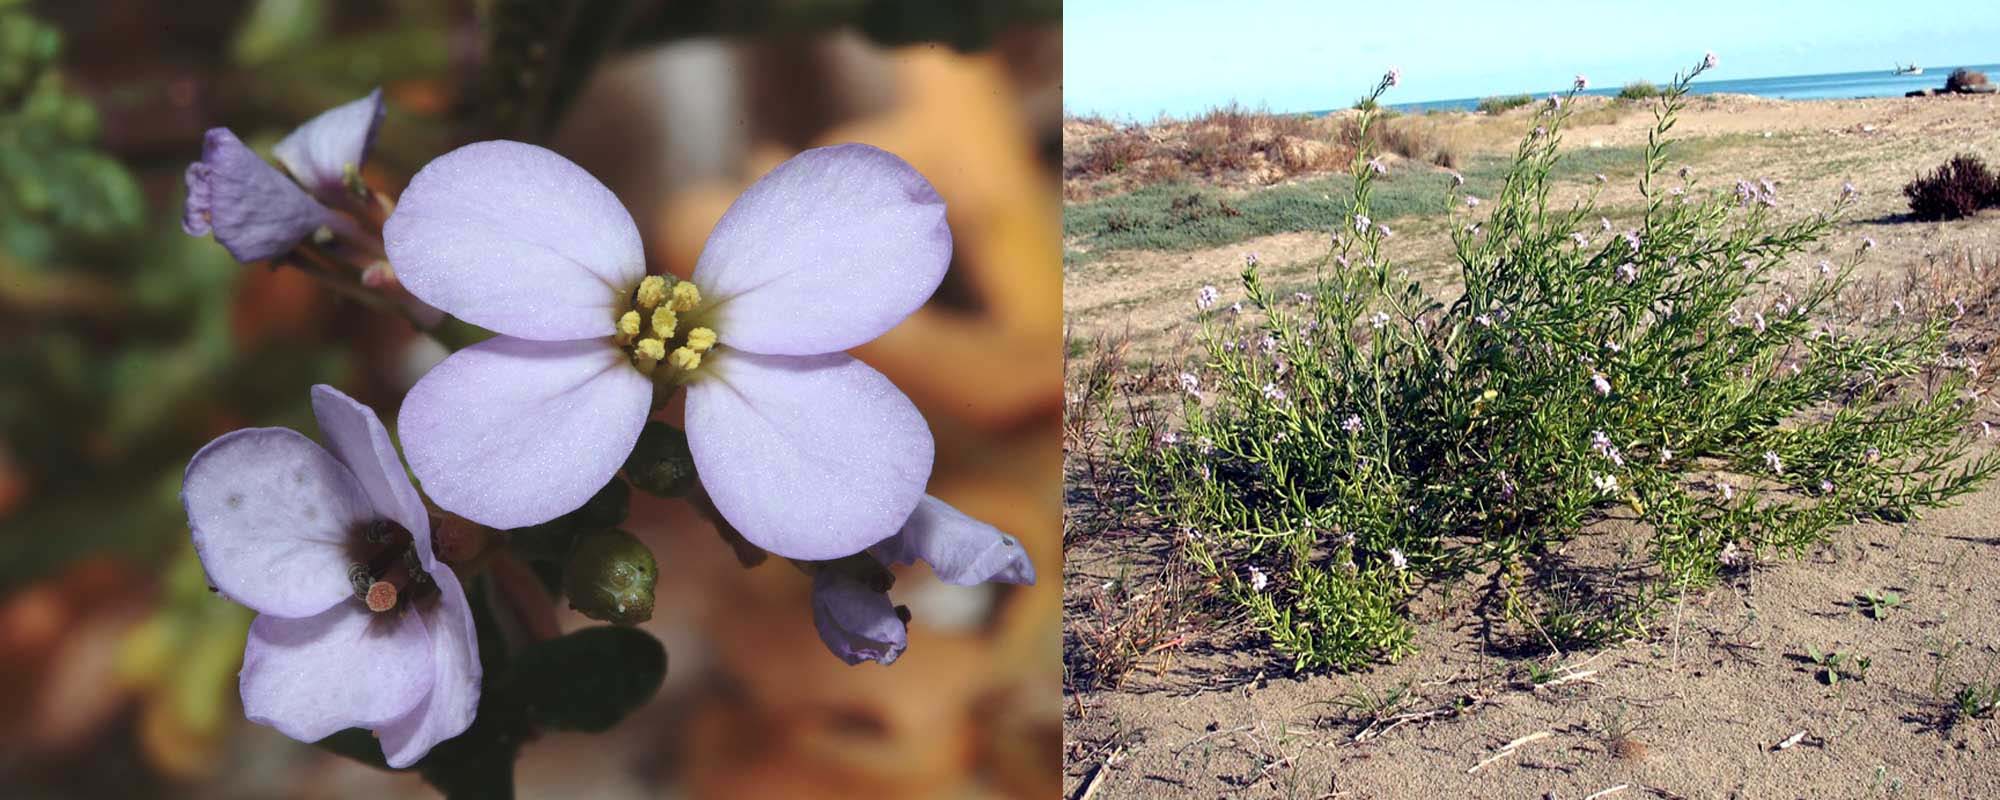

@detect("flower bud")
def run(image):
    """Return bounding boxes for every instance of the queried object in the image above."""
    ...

[563,529,658,625]
[622,422,698,497]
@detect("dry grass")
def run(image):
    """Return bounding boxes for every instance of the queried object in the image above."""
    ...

[1063,104,1356,201]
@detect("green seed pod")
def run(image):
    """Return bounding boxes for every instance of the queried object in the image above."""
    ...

[563,529,658,625]
[622,422,697,497]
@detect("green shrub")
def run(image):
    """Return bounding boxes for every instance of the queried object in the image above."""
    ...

[1617,80,1662,100]
[1113,59,1998,672]
[1477,94,1534,115]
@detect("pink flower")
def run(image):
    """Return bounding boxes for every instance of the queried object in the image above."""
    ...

[1573,74,1589,91]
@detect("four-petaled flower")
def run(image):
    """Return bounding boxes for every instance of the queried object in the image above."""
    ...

[183,89,382,262]
[1197,284,1220,310]
[1178,372,1201,397]
[181,386,477,768]
[387,142,949,561]
[811,496,1037,665]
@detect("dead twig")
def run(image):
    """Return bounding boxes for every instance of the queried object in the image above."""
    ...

[1467,730,1553,774]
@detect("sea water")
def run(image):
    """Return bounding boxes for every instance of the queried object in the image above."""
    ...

[1388,63,2000,113]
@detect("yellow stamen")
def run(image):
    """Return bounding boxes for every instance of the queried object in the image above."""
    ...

[634,338,666,361]
[669,282,701,312]
[616,310,642,341]
[669,346,702,371]
[650,306,678,338]
[634,276,669,310]
[685,326,717,352]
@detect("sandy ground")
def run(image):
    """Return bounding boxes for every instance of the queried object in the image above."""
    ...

[1065,493,2000,799]
[1063,93,2000,799]
[1065,94,2000,358]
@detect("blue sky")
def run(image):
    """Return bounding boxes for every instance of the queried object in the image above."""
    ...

[1065,0,2000,118]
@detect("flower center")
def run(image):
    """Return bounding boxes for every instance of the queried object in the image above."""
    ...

[614,275,717,380]
[346,519,434,613]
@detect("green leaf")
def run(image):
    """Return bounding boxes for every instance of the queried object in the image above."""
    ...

[502,626,666,732]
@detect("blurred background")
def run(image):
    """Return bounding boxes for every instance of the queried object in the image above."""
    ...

[0,1,1062,797]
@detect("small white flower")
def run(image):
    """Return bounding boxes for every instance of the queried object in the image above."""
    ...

[1342,414,1363,434]
[1376,223,1393,238]
[1572,232,1590,247]
[1592,474,1620,494]
[1861,236,1876,251]
[1465,195,1481,208]
[1197,285,1219,310]
[1591,371,1612,397]
[1261,382,1286,402]
[1659,447,1674,464]
[1718,480,1735,500]
[1354,213,1372,233]
[1370,311,1391,329]
[1474,313,1494,327]
[1763,450,1783,475]
[1818,260,1832,277]
[1450,171,1464,186]
[1387,548,1408,570]
[1617,262,1638,284]
[1230,301,1243,315]
[1368,157,1387,175]
[1248,566,1268,592]
[1178,372,1201,396]
[1600,217,1613,233]
[1818,479,1834,493]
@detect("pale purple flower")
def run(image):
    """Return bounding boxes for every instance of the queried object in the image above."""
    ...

[1370,311,1391,329]
[1450,171,1464,186]
[1718,480,1735,500]
[1840,181,1857,199]
[1572,232,1590,247]
[1354,213,1372,233]
[1465,195,1481,208]
[1892,299,1906,316]
[1718,541,1743,566]
[1573,74,1588,91]
[1754,312,1767,333]
[1341,414,1363,434]
[1230,301,1244,315]
[388,143,946,561]
[1599,217,1612,233]
[1245,251,1261,267]
[181,385,477,768]
[183,89,382,261]
[1475,313,1494,327]
[1385,67,1400,87]
[1262,383,1286,402]
[1178,372,1201,397]
[1386,548,1408,570]
[1376,223,1393,238]
[814,496,1037,665]
[1591,371,1612,397]
[1861,236,1876,251]
[1617,262,1639,284]
[1196,436,1215,454]
[1293,291,1312,303]
[1703,52,1719,70]
[1197,284,1220,310]
[1261,335,1279,352]
[1594,173,1607,183]
[1659,447,1674,464]
[1866,445,1881,463]
[1819,479,1835,493]
[1818,260,1833,277]
[1248,566,1269,592]
[1621,230,1642,252]
[1763,450,1783,475]
[1592,474,1620,494]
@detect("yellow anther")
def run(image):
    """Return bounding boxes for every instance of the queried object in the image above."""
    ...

[669,346,702,371]
[650,306,678,338]
[617,310,642,339]
[634,338,666,361]
[669,282,701,312]
[634,276,669,310]
[685,327,717,352]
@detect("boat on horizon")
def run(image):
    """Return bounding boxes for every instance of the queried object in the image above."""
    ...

[1893,63,1923,75]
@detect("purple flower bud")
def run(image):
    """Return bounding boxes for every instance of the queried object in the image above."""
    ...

[1703,51,1719,70]
[1574,74,1589,91]
[1385,67,1400,87]
[811,570,908,665]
